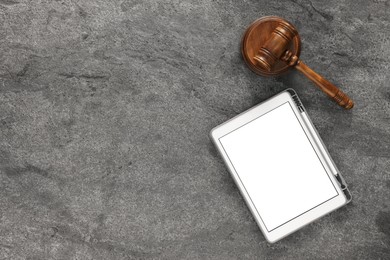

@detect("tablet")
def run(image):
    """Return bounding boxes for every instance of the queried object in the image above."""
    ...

[210,89,351,243]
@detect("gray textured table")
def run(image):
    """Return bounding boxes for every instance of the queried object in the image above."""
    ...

[1,0,389,259]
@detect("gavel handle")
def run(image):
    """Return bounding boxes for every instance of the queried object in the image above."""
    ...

[294,61,354,109]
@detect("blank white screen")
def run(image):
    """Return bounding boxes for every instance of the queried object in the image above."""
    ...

[219,102,338,231]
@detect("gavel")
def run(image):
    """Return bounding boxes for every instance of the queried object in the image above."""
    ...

[242,16,354,109]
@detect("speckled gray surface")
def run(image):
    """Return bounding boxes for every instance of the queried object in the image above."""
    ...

[0,0,389,259]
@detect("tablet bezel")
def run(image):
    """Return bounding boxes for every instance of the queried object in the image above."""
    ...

[210,90,347,243]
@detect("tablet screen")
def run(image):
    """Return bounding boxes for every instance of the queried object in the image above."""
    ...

[219,102,338,231]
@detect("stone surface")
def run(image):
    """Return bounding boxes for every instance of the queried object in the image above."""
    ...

[0,0,389,259]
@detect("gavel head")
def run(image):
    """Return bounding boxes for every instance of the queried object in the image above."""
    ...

[254,21,298,71]
[241,16,301,76]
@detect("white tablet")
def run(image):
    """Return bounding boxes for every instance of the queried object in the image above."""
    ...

[210,89,351,243]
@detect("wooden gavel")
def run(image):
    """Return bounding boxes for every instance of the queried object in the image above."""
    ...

[242,17,354,109]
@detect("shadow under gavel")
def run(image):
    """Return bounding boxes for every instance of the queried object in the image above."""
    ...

[242,17,354,109]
